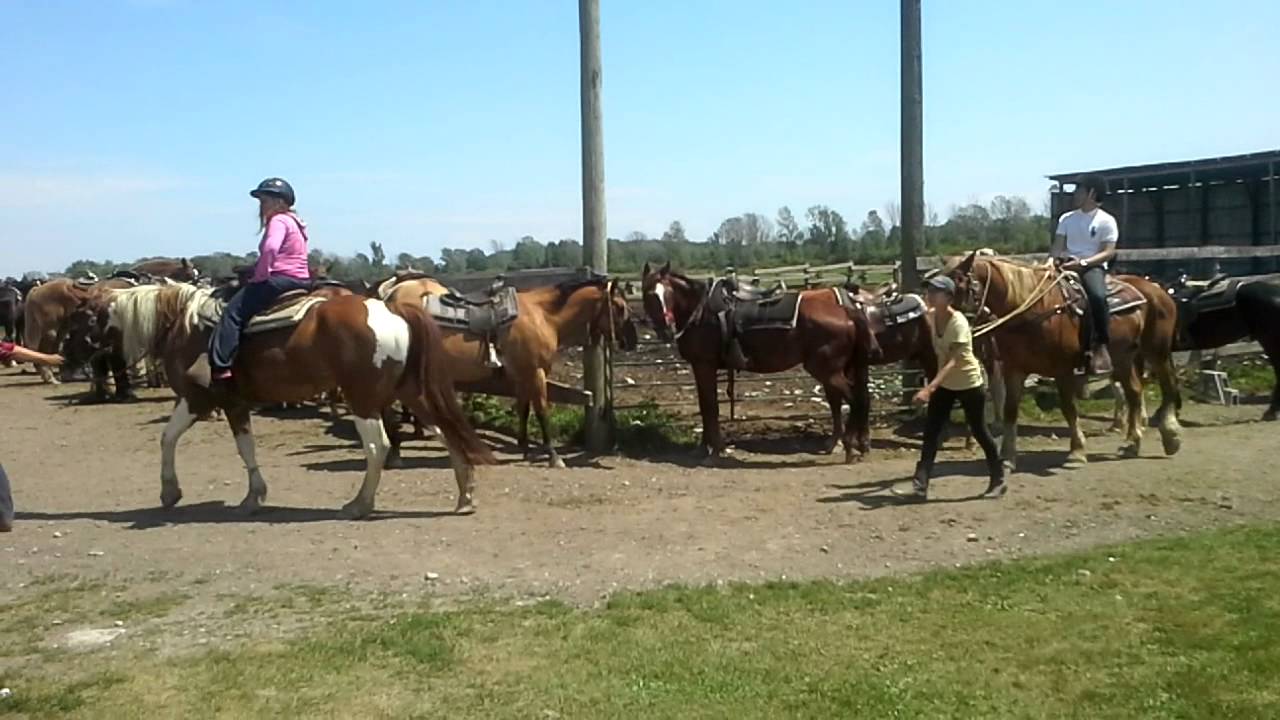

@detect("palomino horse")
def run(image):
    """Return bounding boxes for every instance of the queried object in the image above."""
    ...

[942,251,1182,468]
[380,274,638,467]
[641,262,874,462]
[85,283,495,518]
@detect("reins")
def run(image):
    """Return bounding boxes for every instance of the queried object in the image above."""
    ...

[969,259,1061,338]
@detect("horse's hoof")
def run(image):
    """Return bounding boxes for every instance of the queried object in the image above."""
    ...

[237,498,265,516]
[1002,459,1017,473]
[1161,433,1182,456]
[1064,452,1088,467]
[1119,443,1140,459]
[338,500,373,520]
[160,487,183,509]
[384,454,405,470]
[548,457,567,469]
[454,501,476,516]
[1262,410,1278,422]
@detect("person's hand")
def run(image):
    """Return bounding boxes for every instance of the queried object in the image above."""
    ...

[47,354,65,366]
[913,387,932,405]
[1059,256,1082,272]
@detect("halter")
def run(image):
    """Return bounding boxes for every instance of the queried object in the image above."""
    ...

[963,258,1061,338]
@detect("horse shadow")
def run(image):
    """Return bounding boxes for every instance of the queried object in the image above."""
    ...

[16,501,462,530]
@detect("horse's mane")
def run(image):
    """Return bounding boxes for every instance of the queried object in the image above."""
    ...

[665,271,707,296]
[980,257,1052,308]
[108,283,210,363]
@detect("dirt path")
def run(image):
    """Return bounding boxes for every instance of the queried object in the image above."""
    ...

[3,369,1276,614]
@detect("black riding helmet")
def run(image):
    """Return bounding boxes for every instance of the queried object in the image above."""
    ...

[249,177,295,206]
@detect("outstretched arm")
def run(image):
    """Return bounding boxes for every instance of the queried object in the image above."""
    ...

[1,343,64,366]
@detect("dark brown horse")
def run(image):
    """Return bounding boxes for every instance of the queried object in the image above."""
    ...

[942,251,1182,468]
[1173,277,1280,421]
[82,283,495,519]
[23,277,138,385]
[641,262,874,462]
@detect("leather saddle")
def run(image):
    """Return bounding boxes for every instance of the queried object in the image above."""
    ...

[845,281,925,336]
[424,284,520,336]
[376,270,436,300]
[1059,273,1146,316]
[707,279,801,333]
[196,289,329,335]
[1170,273,1250,315]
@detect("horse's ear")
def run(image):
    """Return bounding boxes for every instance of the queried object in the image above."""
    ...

[181,257,191,269]
[660,260,671,275]
[958,250,978,273]
[642,262,652,277]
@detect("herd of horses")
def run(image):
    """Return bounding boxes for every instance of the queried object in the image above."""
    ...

[1,250,1277,519]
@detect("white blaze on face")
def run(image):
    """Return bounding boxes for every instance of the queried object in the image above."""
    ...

[363,300,411,369]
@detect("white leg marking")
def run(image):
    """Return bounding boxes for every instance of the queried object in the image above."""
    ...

[234,429,267,513]
[160,399,198,507]
[342,416,391,519]
[363,300,411,369]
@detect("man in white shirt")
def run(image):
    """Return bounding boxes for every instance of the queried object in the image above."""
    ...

[1052,174,1118,375]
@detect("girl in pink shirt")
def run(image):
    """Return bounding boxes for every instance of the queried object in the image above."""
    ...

[208,177,312,382]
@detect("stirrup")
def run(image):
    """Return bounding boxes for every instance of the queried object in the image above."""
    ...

[483,343,503,369]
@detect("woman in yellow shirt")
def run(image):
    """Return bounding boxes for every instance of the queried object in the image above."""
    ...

[894,276,1005,501]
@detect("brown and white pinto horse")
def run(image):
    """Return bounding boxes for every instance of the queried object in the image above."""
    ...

[96,283,495,518]
[641,262,874,462]
[381,275,638,467]
[942,251,1182,468]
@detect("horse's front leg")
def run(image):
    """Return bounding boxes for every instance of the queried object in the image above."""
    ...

[515,397,532,460]
[820,385,843,456]
[382,406,404,469]
[1054,376,1088,466]
[692,362,726,457]
[160,398,199,508]
[226,406,268,514]
[1000,370,1026,471]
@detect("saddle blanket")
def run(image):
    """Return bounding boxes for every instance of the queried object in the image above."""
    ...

[422,286,520,335]
[1061,274,1146,315]
[196,291,329,335]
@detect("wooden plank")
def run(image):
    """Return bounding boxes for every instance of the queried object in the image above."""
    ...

[916,245,1280,270]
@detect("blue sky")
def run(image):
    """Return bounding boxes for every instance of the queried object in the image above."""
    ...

[3,0,1277,275]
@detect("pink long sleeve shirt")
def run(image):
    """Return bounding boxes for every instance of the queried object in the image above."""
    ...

[251,212,311,282]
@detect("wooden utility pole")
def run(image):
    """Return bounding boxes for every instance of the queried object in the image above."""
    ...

[579,0,610,450]
[900,0,923,290]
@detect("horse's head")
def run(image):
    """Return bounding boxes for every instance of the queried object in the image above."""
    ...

[942,250,991,316]
[640,261,682,342]
[62,293,115,371]
[590,279,639,352]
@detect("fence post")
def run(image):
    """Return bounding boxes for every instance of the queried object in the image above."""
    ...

[579,0,611,451]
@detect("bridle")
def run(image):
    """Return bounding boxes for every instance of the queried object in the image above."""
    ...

[961,258,1061,338]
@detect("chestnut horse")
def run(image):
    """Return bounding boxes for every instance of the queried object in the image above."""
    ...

[942,251,1182,469]
[381,275,638,467]
[641,262,873,462]
[90,283,494,518]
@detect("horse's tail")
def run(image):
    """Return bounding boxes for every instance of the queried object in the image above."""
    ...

[393,301,496,466]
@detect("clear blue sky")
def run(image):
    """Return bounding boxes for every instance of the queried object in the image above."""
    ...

[3,0,1277,275]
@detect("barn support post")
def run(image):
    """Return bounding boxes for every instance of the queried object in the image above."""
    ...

[1120,178,1130,271]
[579,0,611,451]
[1270,161,1276,273]
[899,0,924,291]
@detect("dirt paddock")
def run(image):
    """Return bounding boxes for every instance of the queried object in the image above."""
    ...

[3,368,1277,612]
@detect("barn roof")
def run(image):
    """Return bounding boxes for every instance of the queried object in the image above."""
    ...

[1048,149,1280,189]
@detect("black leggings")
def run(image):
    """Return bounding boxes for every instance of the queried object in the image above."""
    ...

[919,386,999,477]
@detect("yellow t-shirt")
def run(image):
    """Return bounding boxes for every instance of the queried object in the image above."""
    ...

[930,310,986,391]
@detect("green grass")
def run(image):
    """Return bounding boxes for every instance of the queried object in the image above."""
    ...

[5,525,1280,718]
[1222,358,1276,398]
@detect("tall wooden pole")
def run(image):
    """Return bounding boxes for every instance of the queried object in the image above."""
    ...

[580,0,610,450]
[900,0,923,290]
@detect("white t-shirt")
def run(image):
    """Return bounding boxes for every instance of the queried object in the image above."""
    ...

[1055,207,1118,259]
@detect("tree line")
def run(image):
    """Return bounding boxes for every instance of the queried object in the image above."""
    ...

[56,196,1049,284]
